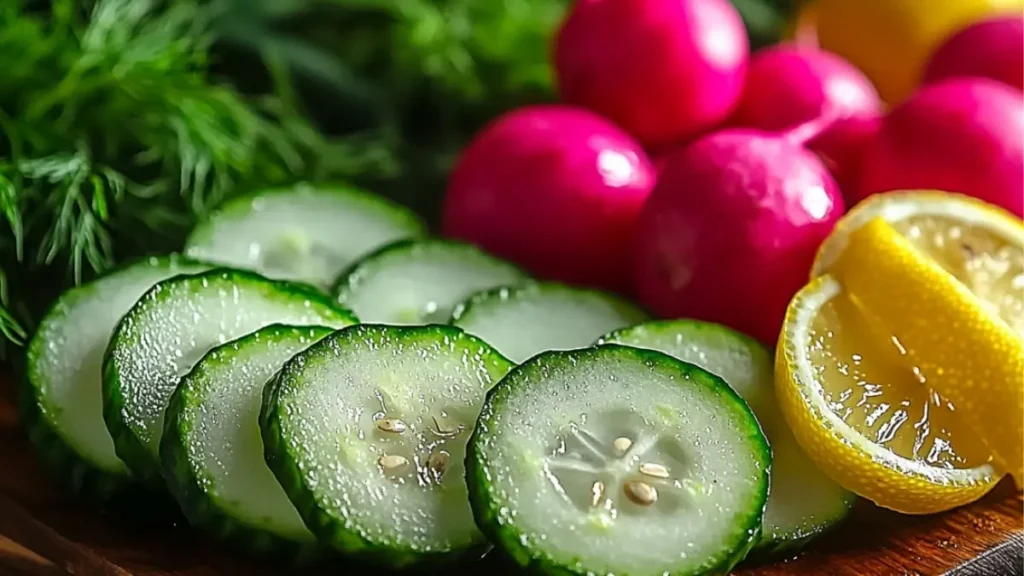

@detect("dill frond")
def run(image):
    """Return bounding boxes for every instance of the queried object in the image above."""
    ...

[0,0,389,351]
[0,266,25,346]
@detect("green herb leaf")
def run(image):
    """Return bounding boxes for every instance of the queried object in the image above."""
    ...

[0,0,390,353]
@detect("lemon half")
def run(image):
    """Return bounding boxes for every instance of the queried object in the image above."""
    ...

[776,274,1000,514]
[778,191,1022,513]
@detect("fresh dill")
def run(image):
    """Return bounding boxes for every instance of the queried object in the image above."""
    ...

[0,0,391,351]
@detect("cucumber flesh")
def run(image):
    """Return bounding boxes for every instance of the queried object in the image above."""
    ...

[103,269,357,483]
[334,239,525,324]
[260,324,514,568]
[185,183,425,289]
[161,325,334,558]
[598,320,854,554]
[24,256,208,501]
[467,345,771,576]
[451,282,649,363]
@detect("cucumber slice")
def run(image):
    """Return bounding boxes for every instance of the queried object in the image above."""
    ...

[450,282,649,363]
[333,239,525,324]
[103,269,357,484]
[161,325,334,561]
[23,256,209,502]
[185,183,425,289]
[598,320,855,554]
[467,345,771,576]
[260,324,514,568]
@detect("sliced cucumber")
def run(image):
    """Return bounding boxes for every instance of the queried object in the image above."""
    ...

[185,183,426,289]
[23,256,209,502]
[103,268,357,484]
[598,320,855,554]
[450,282,649,363]
[161,324,333,561]
[467,345,771,576]
[260,324,514,568]
[333,239,526,324]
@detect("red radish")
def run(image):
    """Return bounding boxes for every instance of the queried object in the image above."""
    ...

[733,45,881,132]
[554,0,749,149]
[857,78,1024,216]
[651,152,671,176]
[731,45,883,199]
[442,105,657,292]
[808,115,883,204]
[632,128,845,345]
[923,16,1024,92]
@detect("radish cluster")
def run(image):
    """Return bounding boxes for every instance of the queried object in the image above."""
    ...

[442,0,1024,345]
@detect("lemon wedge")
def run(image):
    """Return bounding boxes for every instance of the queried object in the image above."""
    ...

[776,274,1000,514]
[830,217,1023,485]
[814,191,1024,336]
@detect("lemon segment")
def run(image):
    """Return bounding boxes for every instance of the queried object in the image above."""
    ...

[814,191,1024,336]
[830,218,1024,484]
[776,275,999,514]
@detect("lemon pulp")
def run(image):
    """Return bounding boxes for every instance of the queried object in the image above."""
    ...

[807,291,993,470]
[814,191,1024,336]
[891,216,1023,336]
[777,275,999,514]
[829,217,1023,486]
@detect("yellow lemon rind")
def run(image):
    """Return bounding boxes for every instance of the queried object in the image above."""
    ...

[813,190,1024,277]
[776,275,1000,514]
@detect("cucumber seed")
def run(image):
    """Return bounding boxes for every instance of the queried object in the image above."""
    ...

[624,481,657,506]
[639,462,670,479]
[590,481,605,507]
[612,436,632,456]
[376,418,407,434]
[378,454,408,472]
[428,451,450,478]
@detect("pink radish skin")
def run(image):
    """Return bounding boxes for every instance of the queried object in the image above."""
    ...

[632,128,845,345]
[731,45,883,199]
[555,0,749,149]
[923,16,1024,92]
[443,105,657,292]
[808,114,883,204]
[857,78,1024,217]
[652,153,670,176]
[733,45,881,133]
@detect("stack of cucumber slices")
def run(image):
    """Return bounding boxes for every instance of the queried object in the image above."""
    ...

[22,183,854,575]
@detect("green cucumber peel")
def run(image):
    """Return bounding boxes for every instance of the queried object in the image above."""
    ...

[333,238,526,325]
[185,182,426,289]
[161,324,336,563]
[103,267,357,485]
[467,344,772,576]
[23,255,210,503]
[261,323,514,568]
[598,320,855,555]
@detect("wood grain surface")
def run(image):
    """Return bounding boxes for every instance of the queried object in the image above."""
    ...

[1,377,1021,576]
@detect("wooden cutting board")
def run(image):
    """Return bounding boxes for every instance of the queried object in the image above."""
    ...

[1,377,1021,576]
